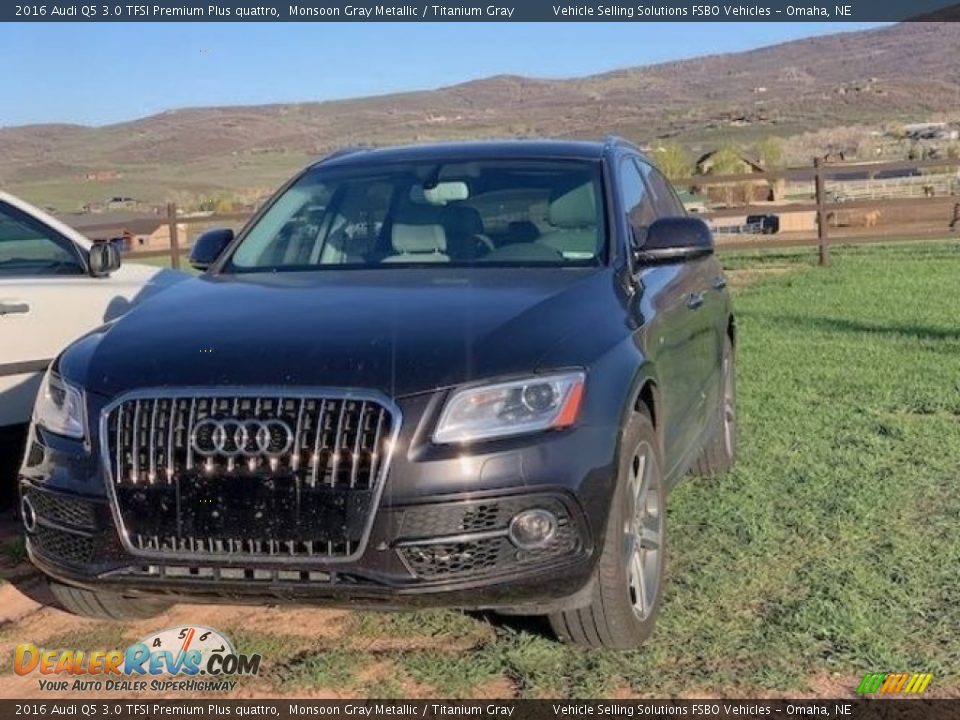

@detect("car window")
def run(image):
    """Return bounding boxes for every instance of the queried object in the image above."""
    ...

[0,202,85,277]
[639,162,686,217]
[227,159,606,270]
[618,158,657,245]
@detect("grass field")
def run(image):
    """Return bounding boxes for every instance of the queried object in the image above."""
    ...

[321,241,959,698]
[1,241,958,699]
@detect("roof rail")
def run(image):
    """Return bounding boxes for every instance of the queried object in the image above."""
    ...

[602,135,634,152]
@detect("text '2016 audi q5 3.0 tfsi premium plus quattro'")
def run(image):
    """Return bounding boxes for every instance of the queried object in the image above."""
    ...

[20,138,736,649]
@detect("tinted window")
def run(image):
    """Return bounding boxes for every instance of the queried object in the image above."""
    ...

[0,203,84,277]
[640,162,685,216]
[618,158,657,243]
[227,159,606,271]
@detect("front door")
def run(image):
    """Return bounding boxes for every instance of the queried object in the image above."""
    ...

[0,200,130,428]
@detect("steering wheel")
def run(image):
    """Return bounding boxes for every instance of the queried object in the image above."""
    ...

[473,234,496,253]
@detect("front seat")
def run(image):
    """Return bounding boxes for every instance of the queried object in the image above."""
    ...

[382,219,450,263]
[538,183,598,258]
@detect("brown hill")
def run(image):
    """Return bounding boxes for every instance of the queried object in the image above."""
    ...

[2,22,958,208]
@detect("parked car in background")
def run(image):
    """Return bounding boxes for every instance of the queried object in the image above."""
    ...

[0,192,185,505]
[20,138,736,649]
[713,214,779,236]
[745,214,779,235]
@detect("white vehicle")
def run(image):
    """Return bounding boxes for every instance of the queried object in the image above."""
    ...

[0,192,184,491]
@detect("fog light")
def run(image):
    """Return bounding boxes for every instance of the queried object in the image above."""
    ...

[508,509,557,549]
[21,495,37,533]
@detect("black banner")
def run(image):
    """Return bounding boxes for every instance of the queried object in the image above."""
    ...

[3,0,960,23]
[3,700,960,720]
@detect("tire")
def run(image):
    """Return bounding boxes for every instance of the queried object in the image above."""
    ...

[48,581,171,620]
[692,335,737,477]
[548,408,666,649]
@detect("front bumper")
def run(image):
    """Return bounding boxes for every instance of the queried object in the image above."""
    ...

[19,393,620,612]
[22,482,596,611]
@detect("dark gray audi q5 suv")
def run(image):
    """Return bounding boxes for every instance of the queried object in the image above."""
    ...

[19,138,736,648]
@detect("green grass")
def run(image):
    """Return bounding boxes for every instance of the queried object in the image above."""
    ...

[4,536,27,565]
[10,151,311,213]
[223,629,312,668]
[640,241,960,693]
[315,240,960,698]
[348,609,489,644]
[279,648,364,690]
[399,648,503,697]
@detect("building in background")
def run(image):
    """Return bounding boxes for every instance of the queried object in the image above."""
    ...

[58,212,185,253]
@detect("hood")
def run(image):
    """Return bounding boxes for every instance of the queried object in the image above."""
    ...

[67,267,618,399]
[113,261,166,283]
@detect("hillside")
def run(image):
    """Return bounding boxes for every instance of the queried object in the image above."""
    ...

[2,22,959,210]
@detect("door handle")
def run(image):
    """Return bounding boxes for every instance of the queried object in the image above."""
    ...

[686,292,705,310]
[712,276,727,291]
[0,300,30,316]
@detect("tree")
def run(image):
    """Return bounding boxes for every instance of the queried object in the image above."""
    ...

[650,142,691,181]
[754,136,784,169]
[706,144,748,206]
[706,144,745,175]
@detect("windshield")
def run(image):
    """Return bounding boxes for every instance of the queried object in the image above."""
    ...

[225,159,606,272]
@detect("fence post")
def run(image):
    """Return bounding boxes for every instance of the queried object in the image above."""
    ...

[166,202,181,270]
[813,158,830,267]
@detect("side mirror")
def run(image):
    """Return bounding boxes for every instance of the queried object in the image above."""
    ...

[88,241,122,277]
[189,228,234,271]
[633,217,714,265]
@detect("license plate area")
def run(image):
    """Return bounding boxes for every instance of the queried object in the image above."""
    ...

[118,474,375,557]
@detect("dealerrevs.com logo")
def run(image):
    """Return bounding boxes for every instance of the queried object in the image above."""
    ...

[13,625,260,692]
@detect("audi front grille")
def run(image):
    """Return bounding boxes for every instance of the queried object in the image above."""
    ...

[101,389,399,563]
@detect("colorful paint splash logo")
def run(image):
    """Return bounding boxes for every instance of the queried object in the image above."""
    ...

[856,672,933,695]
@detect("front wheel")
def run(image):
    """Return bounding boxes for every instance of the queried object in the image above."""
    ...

[548,408,665,649]
[49,581,171,620]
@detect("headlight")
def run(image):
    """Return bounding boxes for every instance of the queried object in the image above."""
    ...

[433,372,585,444]
[33,369,85,439]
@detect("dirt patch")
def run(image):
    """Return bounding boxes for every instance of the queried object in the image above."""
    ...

[0,581,48,626]
[350,659,437,698]
[470,676,517,699]
[237,606,351,640]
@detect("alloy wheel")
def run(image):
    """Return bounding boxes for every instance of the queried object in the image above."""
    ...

[622,440,663,621]
[722,353,736,457]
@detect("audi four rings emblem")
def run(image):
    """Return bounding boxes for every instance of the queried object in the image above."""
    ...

[190,418,295,458]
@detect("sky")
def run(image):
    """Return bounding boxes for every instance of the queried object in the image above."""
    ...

[0,22,888,127]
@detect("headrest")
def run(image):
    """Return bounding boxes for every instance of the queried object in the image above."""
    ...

[548,183,596,229]
[442,205,484,237]
[392,222,447,254]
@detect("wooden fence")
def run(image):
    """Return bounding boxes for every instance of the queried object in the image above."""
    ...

[678,156,960,265]
[78,157,960,270]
